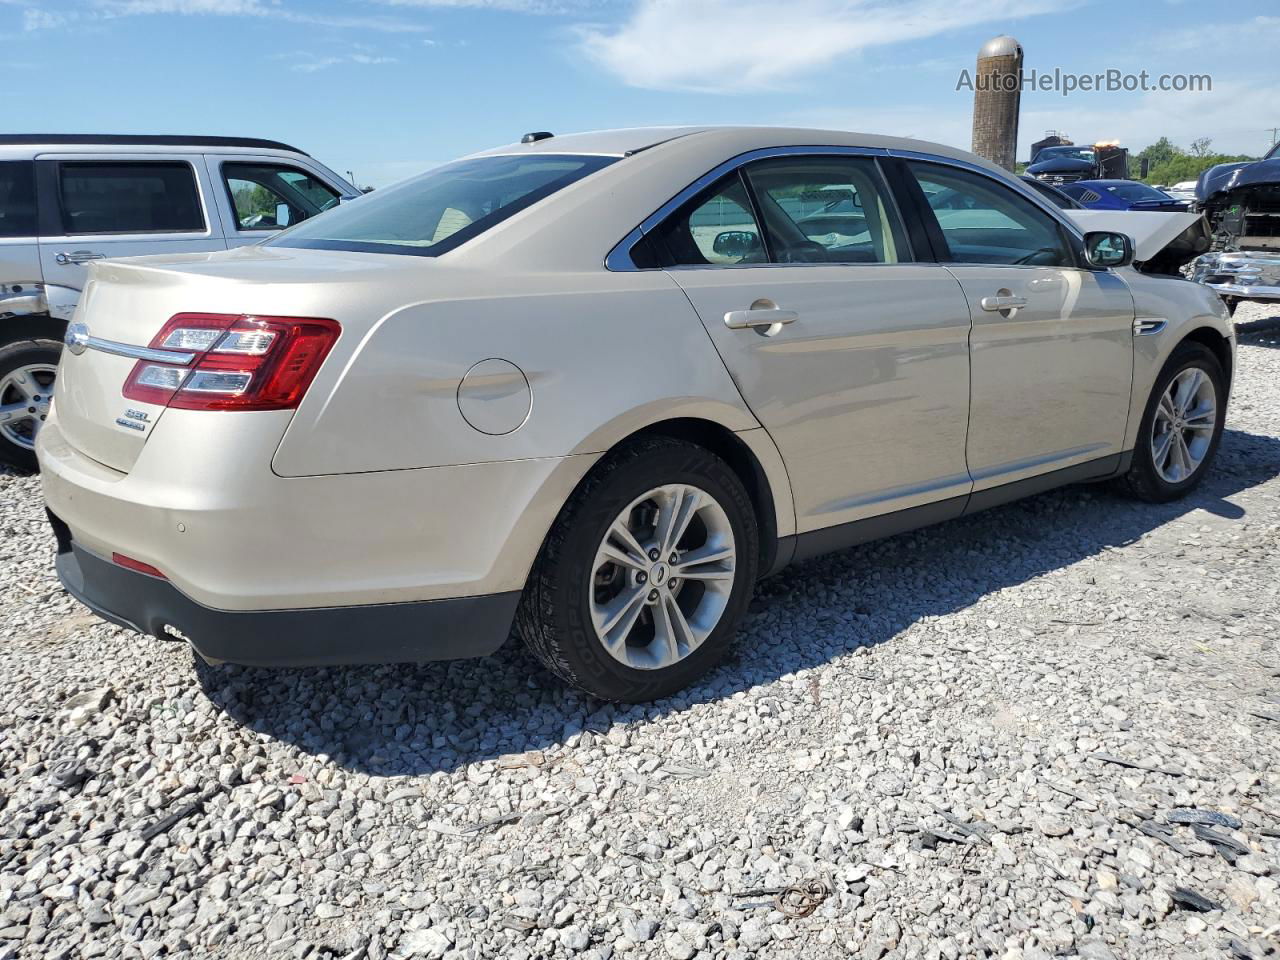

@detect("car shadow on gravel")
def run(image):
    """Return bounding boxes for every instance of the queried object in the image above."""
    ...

[194,427,1280,778]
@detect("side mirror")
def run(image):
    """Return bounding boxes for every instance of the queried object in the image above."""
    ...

[1083,231,1134,268]
[712,230,758,258]
[275,202,292,227]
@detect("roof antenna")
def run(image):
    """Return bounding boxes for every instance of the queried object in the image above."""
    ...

[521,131,554,144]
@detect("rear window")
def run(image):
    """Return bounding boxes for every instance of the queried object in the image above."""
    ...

[267,154,616,257]
[1103,182,1169,202]
[57,161,205,235]
[0,161,37,238]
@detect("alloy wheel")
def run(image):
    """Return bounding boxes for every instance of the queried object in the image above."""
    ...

[589,484,737,670]
[0,364,57,451]
[1151,366,1217,484]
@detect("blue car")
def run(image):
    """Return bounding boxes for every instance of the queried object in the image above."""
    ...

[1058,179,1191,212]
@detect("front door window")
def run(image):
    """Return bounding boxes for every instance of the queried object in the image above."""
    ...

[223,163,340,231]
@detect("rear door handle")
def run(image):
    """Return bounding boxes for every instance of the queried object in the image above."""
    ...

[979,294,1028,312]
[55,250,106,265]
[723,306,799,330]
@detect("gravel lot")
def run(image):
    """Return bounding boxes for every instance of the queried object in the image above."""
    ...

[2,304,1279,960]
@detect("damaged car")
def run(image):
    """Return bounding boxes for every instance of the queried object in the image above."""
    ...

[1188,141,1280,312]
[1065,208,1211,279]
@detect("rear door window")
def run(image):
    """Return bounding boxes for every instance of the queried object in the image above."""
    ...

[0,161,38,238]
[649,174,765,266]
[56,161,204,235]
[222,162,340,231]
[743,156,906,263]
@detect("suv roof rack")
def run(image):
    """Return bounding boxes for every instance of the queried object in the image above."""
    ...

[0,134,310,156]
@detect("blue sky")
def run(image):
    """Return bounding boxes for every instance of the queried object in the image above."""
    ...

[3,0,1278,186]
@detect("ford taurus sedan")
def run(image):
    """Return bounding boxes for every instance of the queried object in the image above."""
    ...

[39,127,1235,702]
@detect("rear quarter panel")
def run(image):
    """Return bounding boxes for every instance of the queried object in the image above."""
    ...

[271,269,763,475]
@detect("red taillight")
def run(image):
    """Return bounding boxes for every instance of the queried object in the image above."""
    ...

[112,553,167,579]
[122,313,340,411]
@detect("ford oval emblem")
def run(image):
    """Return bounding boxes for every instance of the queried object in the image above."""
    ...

[65,322,90,356]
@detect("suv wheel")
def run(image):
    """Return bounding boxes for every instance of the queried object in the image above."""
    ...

[1121,341,1226,503]
[518,437,758,702]
[0,334,61,473]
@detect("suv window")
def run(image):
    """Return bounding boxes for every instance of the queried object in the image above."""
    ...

[268,154,615,257]
[0,161,37,238]
[223,162,340,231]
[908,162,1075,267]
[744,156,906,263]
[56,161,204,235]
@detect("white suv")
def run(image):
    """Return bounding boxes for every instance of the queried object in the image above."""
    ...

[0,134,356,470]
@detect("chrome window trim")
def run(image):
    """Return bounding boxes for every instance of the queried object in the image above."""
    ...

[605,145,890,272]
[605,144,1089,272]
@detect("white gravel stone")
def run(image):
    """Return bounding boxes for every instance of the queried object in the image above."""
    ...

[1,305,1278,959]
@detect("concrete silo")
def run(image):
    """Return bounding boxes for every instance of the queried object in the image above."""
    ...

[970,35,1023,171]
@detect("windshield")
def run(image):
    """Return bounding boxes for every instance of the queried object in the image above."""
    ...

[267,154,616,257]
[1104,182,1171,202]
[1035,146,1096,163]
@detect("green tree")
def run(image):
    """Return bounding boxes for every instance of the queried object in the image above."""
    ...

[1129,136,1258,185]
[1138,136,1181,168]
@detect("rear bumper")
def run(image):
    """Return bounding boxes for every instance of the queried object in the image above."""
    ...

[37,411,595,611]
[53,533,520,666]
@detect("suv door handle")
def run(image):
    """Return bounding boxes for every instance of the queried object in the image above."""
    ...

[724,305,799,330]
[55,250,106,265]
[979,293,1028,312]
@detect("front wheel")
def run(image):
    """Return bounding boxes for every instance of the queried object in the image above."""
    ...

[1121,341,1226,503]
[0,336,61,473]
[518,437,759,702]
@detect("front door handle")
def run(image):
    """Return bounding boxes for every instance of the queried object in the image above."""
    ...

[979,293,1029,312]
[55,250,106,265]
[724,303,799,331]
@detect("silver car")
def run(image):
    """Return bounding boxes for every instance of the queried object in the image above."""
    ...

[39,127,1235,702]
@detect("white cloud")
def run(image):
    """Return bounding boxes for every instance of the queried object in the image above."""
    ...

[79,0,433,32]
[1019,79,1280,160]
[1139,15,1280,55]
[576,0,1070,93]
[783,75,1280,163]
[101,0,269,12]
[376,0,588,10]
[24,8,79,29]
[289,51,400,72]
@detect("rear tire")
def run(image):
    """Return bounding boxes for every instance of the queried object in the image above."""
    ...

[0,333,62,473]
[1121,341,1226,503]
[517,437,758,702]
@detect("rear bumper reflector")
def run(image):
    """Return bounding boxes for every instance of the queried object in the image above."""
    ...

[112,552,167,579]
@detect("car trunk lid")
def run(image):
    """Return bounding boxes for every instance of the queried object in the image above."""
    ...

[52,246,435,473]
[54,268,196,473]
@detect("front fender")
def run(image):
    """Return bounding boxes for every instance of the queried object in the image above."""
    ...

[1118,271,1234,451]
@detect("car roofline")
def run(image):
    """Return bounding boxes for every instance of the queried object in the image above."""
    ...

[0,134,310,156]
